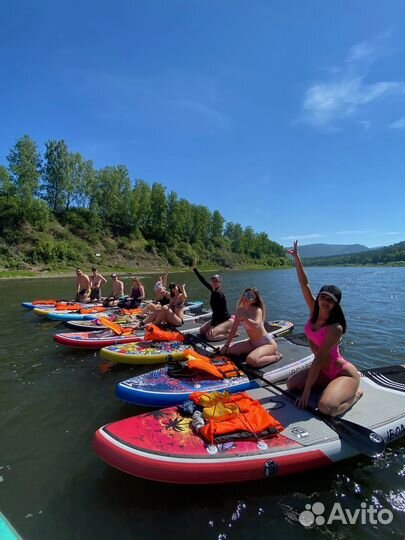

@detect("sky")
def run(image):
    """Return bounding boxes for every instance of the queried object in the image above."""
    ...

[0,0,404,248]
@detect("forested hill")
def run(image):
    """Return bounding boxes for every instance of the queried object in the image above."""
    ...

[289,243,369,258]
[302,241,405,266]
[0,135,288,272]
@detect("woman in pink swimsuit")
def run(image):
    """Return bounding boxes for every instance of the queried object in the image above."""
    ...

[287,241,362,416]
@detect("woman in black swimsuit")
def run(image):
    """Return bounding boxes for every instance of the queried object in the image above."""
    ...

[192,267,233,341]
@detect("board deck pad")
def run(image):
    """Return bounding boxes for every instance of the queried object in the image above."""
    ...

[94,364,405,484]
[116,335,314,406]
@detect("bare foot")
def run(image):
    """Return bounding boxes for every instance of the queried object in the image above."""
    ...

[353,389,363,405]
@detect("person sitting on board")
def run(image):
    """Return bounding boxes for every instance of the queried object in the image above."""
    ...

[220,287,282,367]
[89,266,107,301]
[122,276,145,309]
[103,273,125,307]
[192,264,233,341]
[286,240,362,417]
[142,283,187,327]
[154,273,169,302]
[75,268,91,302]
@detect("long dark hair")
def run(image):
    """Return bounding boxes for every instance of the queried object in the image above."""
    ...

[311,295,347,333]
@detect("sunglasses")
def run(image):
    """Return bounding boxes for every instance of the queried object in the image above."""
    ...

[319,293,336,303]
[243,290,256,301]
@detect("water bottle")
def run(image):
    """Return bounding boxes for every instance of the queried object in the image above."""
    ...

[191,410,205,431]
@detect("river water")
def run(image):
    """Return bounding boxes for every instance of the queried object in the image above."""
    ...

[0,267,404,540]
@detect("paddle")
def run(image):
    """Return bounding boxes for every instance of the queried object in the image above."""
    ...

[184,332,386,458]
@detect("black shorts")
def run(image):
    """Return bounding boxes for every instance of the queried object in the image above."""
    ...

[90,288,101,301]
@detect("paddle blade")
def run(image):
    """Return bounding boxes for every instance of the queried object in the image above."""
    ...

[321,414,386,458]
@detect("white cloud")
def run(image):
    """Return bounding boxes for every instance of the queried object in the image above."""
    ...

[303,78,405,128]
[346,41,376,63]
[383,231,402,235]
[389,117,405,129]
[283,233,323,240]
[301,33,404,130]
[336,229,375,235]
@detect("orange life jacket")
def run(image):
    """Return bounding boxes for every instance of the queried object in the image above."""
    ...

[32,299,57,305]
[144,324,185,342]
[55,303,82,311]
[98,317,134,335]
[79,307,106,314]
[190,391,283,445]
[119,308,142,315]
[185,352,244,379]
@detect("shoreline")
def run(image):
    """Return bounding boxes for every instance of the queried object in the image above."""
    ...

[0,262,402,280]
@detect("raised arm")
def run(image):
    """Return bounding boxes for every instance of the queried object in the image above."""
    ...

[287,240,315,312]
[179,284,188,301]
[192,267,213,291]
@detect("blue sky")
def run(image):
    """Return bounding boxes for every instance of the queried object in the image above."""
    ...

[1,0,404,248]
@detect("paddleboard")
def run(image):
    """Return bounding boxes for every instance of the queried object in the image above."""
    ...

[100,320,293,365]
[64,309,212,331]
[116,334,313,406]
[0,512,23,540]
[46,309,116,321]
[94,364,405,484]
[54,329,143,349]
[100,340,191,364]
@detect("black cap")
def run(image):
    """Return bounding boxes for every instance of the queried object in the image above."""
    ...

[319,285,342,303]
[168,282,176,289]
[210,274,222,281]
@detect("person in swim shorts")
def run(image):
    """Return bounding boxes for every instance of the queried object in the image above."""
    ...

[89,267,107,301]
[75,268,91,302]
[286,240,362,416]
[220,287,282,368]
[103,273,125,307]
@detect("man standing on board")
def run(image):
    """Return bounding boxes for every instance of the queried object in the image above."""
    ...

[75,269,91,302]
[89,266,107,301]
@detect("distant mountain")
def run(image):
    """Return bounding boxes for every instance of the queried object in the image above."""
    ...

[286,243,369,258]
[298,241,405,266]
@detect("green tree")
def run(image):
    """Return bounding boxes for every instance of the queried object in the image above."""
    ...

[7,135,41,201]
[42,140,72,212]
[224,222,243,253]
[191,205,211,244]
[68,153,96,209]
[210,210,225,242]
[94,165,132,233]
[146,182,167,242]
[131,179,152,235]
[0,166,14,197]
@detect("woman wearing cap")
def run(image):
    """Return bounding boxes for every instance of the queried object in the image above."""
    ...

[220,288,282,367]
[286,240,362,416]
[192,267,233,341]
